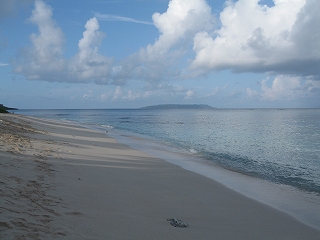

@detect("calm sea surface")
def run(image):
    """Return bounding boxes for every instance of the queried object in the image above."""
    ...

[18,108,320,195]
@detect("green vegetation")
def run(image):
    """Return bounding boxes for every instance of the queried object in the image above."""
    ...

[0,104,8,113]
[0,104,18,113]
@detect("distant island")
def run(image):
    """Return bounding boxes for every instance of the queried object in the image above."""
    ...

[140,104,215,110]
[0,104,18,113]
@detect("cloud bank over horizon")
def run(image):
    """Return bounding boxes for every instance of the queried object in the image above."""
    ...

[4,0,320,107]
[191,0,320,78]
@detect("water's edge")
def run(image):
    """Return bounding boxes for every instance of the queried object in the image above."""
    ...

[103,126,320,231]
[16,111,320,230]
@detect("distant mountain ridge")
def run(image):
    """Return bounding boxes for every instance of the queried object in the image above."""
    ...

[140,104,215,110]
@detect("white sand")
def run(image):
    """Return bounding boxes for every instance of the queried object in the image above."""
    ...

[1,113,319,239]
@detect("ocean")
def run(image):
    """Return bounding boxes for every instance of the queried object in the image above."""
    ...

[17,108,320,228]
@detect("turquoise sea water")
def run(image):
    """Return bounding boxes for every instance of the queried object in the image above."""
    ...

[18,108,320,195]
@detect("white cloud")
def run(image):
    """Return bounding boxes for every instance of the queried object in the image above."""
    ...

[82,90,94,99]
[111,86,153,101]
[100,93,109,101]
[12,0,320,107]
[246,88,259,99]
[184,89,195,99]
[14,0,66,81]
[14,1,113,84]
[150,0,214,55]
[156,83,186,92]
[0,63,9,66]
[206,87,221,97]
[306,79,320,93]
[114,0,215,83]
[123,90,140,100]
[191,0,320,77]
[245,75,320,103]
[248,74,320,102]
[69,17,113,83]
[112,86,122,100]
[261,76,302,100]
[16,0,216,85]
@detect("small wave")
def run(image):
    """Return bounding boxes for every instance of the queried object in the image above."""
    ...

[189,149,197,154]
[101,125,114,129]
[200,150,320,194]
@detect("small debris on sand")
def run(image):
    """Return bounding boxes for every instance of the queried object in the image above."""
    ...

[167,218,188,228]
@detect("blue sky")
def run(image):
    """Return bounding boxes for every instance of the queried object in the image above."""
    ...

[0,0,319,109]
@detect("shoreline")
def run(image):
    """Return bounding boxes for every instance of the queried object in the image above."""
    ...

[108,127,320,230]
[1,113,319,239]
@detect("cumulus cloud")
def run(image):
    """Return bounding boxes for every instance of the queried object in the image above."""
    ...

[246,88,259,99]
[246,75,320,101]
[122,90,144,100]
[113,0,215,83]
[111,86,152,101]
[112,86,122,100]
[14,0,66,81]
[14,0,113,83]
[191,0,320,77]
[156,83,185,92]
[149,0,214,56]
[12,0,319,105]
[69,17,113,83]
[109,82,198,102]
[206,87,222,97]
[184,89,195,99]
[261,76,303,100]
[306,79,320,93]
[13,0,216,85]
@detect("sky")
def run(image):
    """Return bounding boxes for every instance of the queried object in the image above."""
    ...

[0,0,319,109]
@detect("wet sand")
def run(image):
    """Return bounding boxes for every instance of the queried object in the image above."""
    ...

[0,113,319,239]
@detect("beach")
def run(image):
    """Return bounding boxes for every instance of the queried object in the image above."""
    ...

[1,113,319,239]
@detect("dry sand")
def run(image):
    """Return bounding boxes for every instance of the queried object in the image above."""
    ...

[0,113,319,239]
